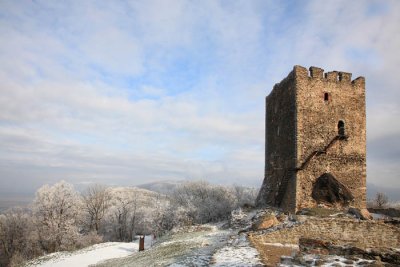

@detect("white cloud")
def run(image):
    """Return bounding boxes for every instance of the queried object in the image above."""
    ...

[0,0,399,194]
[81,27,144,76]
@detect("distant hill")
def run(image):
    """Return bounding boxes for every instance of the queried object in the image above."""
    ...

[0,193,33,214]
[107,186,165,207]
[136,180,184,195]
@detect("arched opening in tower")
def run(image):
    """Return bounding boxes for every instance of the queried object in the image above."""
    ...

[324,92,329,101]
[312,173,353,207]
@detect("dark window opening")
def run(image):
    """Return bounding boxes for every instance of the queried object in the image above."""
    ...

[338,120,345,136]
[324,92,329,101]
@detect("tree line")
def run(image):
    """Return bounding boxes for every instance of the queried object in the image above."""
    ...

[0,180,257,266]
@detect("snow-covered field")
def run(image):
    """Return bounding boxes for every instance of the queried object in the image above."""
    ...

[25,236,153,267]
[96,225,228,266]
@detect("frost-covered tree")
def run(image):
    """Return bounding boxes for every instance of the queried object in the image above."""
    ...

[102,187,170,241]
[33,181,82,252]
[231,185,258,207]
[82,184,111,233]
[172,181,236,223]
[106,187,138,241]
[147,193,178,237]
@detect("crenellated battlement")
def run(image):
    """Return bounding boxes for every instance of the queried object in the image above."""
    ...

[293,65,364,85]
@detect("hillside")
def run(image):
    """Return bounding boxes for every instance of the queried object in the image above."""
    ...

[23,206,400,266]
[25,240,151,267]
[25,223,263,267]
[136,180,184,195]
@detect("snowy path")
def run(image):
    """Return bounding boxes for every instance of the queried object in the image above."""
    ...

[95,224,263,267]
[26,236,153,267]
[96,225,229,267]
[210,232,263,267]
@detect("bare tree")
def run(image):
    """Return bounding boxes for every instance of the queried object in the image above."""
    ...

[374,192,389,208]
[82,184,111,233]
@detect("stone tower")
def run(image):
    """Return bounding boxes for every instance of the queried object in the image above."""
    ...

[256,65,366,213]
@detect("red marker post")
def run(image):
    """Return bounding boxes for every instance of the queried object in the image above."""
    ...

[139,235,145,252]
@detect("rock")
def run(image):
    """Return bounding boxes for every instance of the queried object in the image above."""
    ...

[358,260,371,265]
[252,214,279,230]
[299,237,400,265]
[277,213,288,222]
[251,213,280,231]
[299,238,332,255]
[296,207,343,217]
[370,248,400,265]
[360,208,373,220]
[348,207,371,220]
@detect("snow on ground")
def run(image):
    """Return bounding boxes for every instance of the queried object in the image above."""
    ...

[26,236,153,267]
[210,233,263,267]
[93,223,263,267]
[279,254,375,266]
[25,210,264,267]
[95,225,230,267]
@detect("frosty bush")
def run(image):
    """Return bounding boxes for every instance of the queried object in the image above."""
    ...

[172,181,237,224]
[232,185,258,208]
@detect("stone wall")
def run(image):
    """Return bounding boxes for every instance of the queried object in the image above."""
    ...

[249,217,400,249]
[256,71,297,211]
[294,66,366,211]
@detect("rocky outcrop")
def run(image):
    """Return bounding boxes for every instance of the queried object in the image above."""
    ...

[348,207,373,220]
[250,216,400,249]
[298,237,400,265]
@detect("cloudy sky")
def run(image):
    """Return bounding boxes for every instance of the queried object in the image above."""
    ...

[0,0,399,197]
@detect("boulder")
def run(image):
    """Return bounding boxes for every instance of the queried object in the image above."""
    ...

[348,207,372,220]
[252,214,279,230]
[360,208,373,220]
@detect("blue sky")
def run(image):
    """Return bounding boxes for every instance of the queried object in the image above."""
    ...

[0,0,400,198]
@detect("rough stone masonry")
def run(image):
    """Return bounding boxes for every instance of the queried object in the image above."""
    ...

[256,65,366,213]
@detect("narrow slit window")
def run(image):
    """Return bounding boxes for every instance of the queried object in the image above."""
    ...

[324,92,329,101]
[338,120,345,136]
